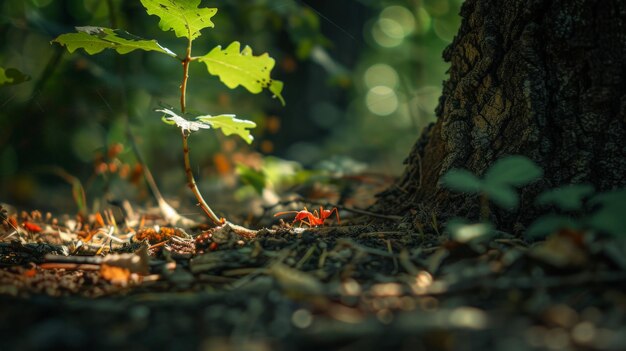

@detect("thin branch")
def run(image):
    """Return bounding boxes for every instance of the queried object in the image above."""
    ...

[180,39,192,114]
[178,38,225,226]
[181,130,223,225]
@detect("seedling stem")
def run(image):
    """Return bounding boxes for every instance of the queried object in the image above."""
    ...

[179,37,223,225]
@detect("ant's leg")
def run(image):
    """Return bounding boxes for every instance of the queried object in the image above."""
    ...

[332,208,341,224]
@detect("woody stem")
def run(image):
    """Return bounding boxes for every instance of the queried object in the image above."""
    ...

[179,38,224,225]
[180,40,191,114]
[181,130,223,225]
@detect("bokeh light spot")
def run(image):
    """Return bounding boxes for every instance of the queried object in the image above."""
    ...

[378,18,405,39]
[366,86,398,116]
[371,21,403,48]
[292,309,313,329]
[380,6,416,37]
[364,63,399,89]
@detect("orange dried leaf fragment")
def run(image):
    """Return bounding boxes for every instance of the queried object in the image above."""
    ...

[100,264,131,286]
[94,212,105,228]
[213,152,232,176]
[78,228,100,242]
[134,227,185,244]
[23,268,37,278]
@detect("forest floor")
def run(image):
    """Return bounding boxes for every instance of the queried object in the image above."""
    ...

[1,183,626,351]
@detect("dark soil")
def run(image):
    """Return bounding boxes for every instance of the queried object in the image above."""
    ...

[1,204,625,351]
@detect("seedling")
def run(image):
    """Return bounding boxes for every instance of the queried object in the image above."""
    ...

[441,157,626,238]
[440,155,543,220]
[52,0,284,225]
[274,206,340,227]
[528,185,626,238]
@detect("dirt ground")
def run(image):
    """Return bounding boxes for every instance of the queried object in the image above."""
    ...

[1,199,626,351]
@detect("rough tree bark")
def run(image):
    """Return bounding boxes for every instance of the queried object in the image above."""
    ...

[376,0,626,230]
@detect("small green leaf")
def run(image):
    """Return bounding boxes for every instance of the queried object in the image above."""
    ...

[587,205,626,237]
[158,108,211,132]
[483,183,519,209]
[536,184,595,211]
[269,80,285,106]
[198,42,285,105]
[71,178,88,217]
[0,67,30,86]
[440,169,482,194]
[52,27,176,56]
[587,188,626,237]
[158,108,257,143]
[140,0,217,40]
[527,215,579,238]
[197,114,257,144]
[589,188,626,207]
[484,155,543,187]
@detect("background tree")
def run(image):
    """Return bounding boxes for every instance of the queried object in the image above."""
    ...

[376,0,626,229]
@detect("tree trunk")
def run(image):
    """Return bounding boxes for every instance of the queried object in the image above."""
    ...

[376,0,626,230]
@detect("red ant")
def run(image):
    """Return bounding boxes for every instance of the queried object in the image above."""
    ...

[274,206,340,227]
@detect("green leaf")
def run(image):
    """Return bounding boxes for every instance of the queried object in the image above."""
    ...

[158,108,257,143]
[484,155,543,187]
[483,183,519,209]
[587,188,626,237]
[236,163,266,195]
[587,205,626,238]
[140,0,217,40]
[198,42,285,105]
[197,114,257,144]
[0,67,30,86]
[52,26,176,57]
[589,188,626,207]
[526,215,579,238]
[440,169,482,194]
[536,184,595,211]
[158,108,211,132]
[70,177,88,217]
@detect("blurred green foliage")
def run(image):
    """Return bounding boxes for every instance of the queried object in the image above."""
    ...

[441,155,544,210]
[0,66,31,85]
[529,187,626,238]
[0,0,463,211]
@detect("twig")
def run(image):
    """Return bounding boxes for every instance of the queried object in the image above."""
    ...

[386,239,399,274]
[95,227,125,243]
[338,206,403,221]
[222,267,268,277]
[398,249,420,275]
[43,254,103,264]
[334,238,396,258]
[149,241,167,250]
[318,247,328,269]
[39,263,101,271]
[296,246,317,269]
